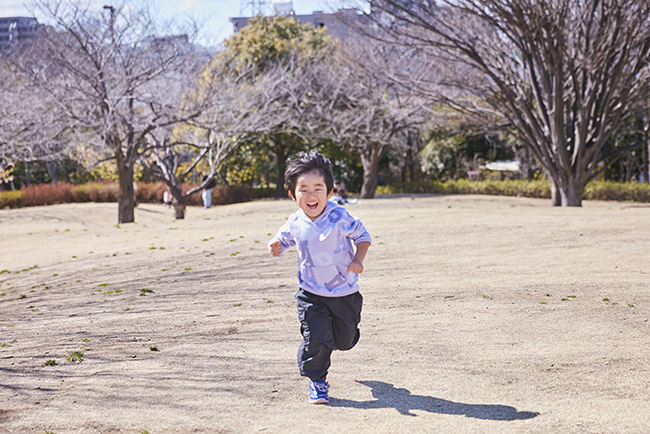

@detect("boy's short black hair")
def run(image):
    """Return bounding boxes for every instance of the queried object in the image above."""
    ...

[284,151,334,196]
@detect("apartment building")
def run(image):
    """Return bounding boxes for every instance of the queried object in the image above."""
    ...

[0,16,40,50]
[229,2,360,41]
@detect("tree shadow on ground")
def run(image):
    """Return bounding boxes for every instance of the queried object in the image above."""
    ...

[330,381,539,420]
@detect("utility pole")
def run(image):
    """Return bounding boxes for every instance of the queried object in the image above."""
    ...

[103,5,115,43]
[240,0,269,16]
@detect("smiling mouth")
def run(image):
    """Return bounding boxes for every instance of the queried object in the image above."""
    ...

[307,202,318,210]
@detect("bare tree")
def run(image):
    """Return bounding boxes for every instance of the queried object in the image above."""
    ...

[229,54,333,199]
[352,0,650,206]
[0,55,71,179]
[10,0,207,222]
[141,134,211,220]
[141,55,296,218]
[217,15,335,198]
[297,40,428,198]
[264,57,325,198]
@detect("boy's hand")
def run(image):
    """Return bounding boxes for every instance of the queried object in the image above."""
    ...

[347,241,369,274]
[347,259,364,274]
[268,240,282,257]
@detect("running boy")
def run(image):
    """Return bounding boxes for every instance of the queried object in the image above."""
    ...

[268,151,371,404]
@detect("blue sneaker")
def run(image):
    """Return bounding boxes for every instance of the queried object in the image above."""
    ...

[308,380,329,404]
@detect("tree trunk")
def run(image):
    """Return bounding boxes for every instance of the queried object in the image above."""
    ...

[46,160,59,184]
[115,148,135,224]
[274,145,287,198]
[641,136,650,183]
[360,143,384,199]
[549,176,560,206]
[165,182,187,219]
[405,130,422,182]
[61,160,70,183]
[172,196,187,219]
[549,174,583,207]
[646,140,650,183]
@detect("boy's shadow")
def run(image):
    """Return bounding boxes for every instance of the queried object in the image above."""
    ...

[330,381,539,420]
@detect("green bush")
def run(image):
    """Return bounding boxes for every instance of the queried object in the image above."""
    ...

[377,179,650,203]
[5,179,650,210]
[0,190,23,209]
[585,181,650,202]
[70,182,118,203]
[92,183,119,202]
[70,184,92,202]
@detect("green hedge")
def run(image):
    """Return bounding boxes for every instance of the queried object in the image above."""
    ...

[376,180,650,203]
[5,180,649,209]
[0,190,23,209]
[584,181,650,202]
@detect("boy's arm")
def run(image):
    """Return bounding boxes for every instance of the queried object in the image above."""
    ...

[347,241,370,274]
[268,239,282,257]
[268,219,295,257]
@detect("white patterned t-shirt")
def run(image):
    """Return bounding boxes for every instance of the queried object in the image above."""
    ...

[272,201,371,297]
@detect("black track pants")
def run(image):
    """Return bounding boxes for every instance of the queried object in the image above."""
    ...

[295,288,363,381]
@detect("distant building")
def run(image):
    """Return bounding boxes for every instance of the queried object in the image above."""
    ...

[0,16,40,50]
[230,1,360,41]
[483,160,521,172]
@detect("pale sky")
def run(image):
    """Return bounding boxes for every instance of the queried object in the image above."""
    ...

[0,0,340,45]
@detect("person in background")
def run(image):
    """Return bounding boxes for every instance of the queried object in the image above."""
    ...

[331,181,349,205]
[133,181,138,207]
[201,173,217,209]
[163,187,172,208]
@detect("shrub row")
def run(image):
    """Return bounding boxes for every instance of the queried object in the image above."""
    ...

[584,181,650,202]
[5,180,648,209]
[0,191,23,209]
[375,179,552,198]
[375,179,650,202]
[0,182,260,209]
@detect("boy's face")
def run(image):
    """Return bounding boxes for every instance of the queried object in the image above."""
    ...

[290,170,332,221]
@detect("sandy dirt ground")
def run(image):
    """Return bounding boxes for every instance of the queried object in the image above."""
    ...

[1,194,649,434]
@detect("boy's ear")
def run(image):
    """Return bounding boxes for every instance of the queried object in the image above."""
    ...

[288,190,296,201]
[327,189,333,199]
